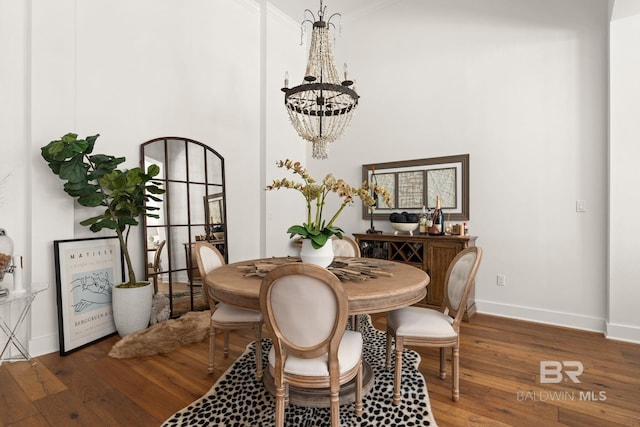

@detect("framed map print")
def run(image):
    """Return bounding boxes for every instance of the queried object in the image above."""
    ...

[362,154,469,221]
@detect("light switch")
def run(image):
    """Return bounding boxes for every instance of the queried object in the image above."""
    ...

[576,200,586,213]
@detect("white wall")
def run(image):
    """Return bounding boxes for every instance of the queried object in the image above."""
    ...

[609,2,640,342]
[0,1,31,356]
[8,0,288,356]
[1,0,637,358]
[0,1,29,278]
[307,0,612,333]
[263,3,308,258]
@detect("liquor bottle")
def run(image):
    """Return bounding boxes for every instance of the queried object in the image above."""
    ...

[419,206,428,234]
[429,196,445,235]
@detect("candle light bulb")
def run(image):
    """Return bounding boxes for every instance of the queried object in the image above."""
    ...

[343,63,348,81]
[284,71,289,88]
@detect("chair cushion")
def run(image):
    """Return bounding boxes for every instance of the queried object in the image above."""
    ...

[387,306,457,339]
[211,303,262,323]
[268,330,363,377]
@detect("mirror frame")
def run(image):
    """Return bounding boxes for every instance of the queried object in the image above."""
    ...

[141,136,227,316]
[362,154,469,221]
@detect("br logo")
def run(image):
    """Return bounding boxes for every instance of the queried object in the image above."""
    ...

[540,361,583,383]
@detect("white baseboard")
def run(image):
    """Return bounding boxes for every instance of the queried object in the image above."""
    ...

[605,321,640,344]
[475,299,607,334]
[28,332,59,358]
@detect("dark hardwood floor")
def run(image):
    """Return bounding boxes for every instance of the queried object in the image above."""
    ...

[1,313,639,426]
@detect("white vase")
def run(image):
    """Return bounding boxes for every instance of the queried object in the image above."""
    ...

[112,281,153,337]
[300,239,334,268]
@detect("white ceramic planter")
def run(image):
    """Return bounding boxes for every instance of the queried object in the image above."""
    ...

[300,239,334,268]
[112,281,153,337]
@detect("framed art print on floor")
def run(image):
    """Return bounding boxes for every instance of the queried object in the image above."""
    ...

[54,236,123,355]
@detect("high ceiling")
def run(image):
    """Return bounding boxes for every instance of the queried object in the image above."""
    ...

[269,0,373,22]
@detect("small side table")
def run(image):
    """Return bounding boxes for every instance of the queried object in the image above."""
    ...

[0,290,38,362]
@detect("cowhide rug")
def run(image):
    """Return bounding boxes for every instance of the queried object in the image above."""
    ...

[162,315,438,426]
[109,310,210,358]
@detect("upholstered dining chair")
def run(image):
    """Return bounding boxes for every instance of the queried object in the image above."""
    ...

[331,235,361,258]
[194,241,263,378]
[260,263,364,427]
[385,246,483,403]
[148,239,166,294]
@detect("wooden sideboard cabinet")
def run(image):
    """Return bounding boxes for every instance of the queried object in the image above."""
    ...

[353,233,478,320]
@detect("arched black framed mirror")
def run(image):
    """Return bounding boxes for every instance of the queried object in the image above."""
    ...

[141,137,227,317]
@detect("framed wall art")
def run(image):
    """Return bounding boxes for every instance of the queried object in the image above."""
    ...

[362,154,469,221]
[54,236,123,355]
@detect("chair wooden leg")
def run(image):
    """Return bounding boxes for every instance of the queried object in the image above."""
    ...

[330,387,339,427]
[393,339,403,405]
[439,347,446,379]
[355,362,363,417]
[452,345,460,401]
[208,325,215,373]
[254,323,263,380]
[223,330,230,358]
[275,384,285,427]
[284,383,290,406]
[385,331,393,370]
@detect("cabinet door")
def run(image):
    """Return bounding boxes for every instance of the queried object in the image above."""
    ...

[425,240,467,307]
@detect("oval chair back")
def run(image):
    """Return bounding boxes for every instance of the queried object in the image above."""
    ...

[331,235,361,258]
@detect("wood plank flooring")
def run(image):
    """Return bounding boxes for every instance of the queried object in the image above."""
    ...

[1,313,638,426]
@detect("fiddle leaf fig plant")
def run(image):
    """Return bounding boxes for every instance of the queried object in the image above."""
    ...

[41,133,165,287]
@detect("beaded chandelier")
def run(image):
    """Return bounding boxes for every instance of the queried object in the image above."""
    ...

[281,1,359,159]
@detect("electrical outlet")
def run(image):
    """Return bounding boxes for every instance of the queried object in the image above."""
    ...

[497,274,506,286]
[576,200,586,212]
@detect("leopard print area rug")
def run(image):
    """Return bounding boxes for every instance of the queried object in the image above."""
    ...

[162,315,437,426]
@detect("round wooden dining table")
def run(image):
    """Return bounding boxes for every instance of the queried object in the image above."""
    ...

[204,256,429,316]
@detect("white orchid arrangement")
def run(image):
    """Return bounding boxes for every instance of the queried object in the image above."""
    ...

[267,159,391,248]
